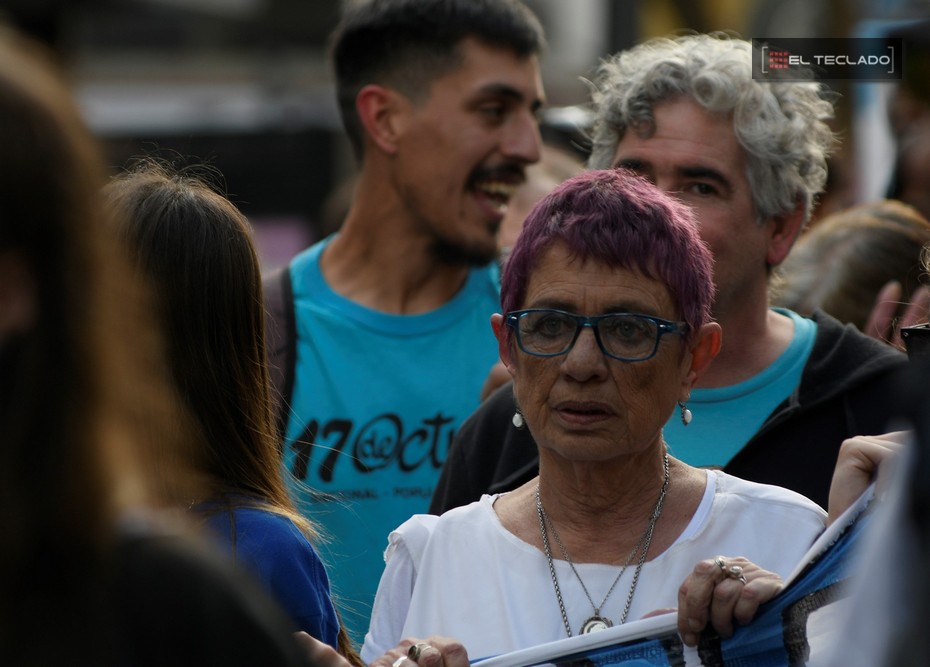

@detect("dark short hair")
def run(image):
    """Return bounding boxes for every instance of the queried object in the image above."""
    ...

[331,0,545,158]
[501,169,715,341]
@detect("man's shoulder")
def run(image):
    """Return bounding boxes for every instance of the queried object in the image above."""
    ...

[454,381,538,465]
[785,309,910,436]
[260,240,327,323]
[288,238,328,272]
[471,260,502,288]
[805,310,907,382]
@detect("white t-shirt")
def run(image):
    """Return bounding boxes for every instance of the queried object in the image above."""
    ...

[361,470,826,663]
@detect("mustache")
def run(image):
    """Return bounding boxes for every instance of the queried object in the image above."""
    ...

[469,164,527,186]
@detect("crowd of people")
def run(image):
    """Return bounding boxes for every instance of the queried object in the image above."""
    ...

[431,30,906,515]
[3,0,929,664]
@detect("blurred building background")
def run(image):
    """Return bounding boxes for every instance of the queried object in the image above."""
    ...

[1,0,928,268]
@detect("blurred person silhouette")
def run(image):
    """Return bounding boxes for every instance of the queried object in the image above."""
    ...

[824,254,930,665]
[885,19,930,219]
[103,159,363,666]
[0,26,310,666]
[262,0,546,640]
[819,425,927,666]
[772,199,930,346]
[865,22,930,350]
[888,120,930,224]
[431,33,907,515]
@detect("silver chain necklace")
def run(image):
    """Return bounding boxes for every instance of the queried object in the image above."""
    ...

[535,452,670,637]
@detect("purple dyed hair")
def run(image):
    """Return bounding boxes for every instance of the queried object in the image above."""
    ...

[500,169,715,343]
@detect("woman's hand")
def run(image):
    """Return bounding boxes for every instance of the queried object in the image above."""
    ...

[827,431,909,526]
[368,637,470,667]
[676,556,784,647]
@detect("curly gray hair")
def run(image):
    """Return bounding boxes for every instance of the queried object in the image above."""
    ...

[587,33,837,224]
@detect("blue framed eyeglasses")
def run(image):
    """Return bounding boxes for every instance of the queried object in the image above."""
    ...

[504,309,688,362]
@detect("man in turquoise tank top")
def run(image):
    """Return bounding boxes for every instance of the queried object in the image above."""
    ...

[264,0,547,644]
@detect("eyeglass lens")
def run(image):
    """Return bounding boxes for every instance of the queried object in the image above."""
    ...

[515,311,660,360]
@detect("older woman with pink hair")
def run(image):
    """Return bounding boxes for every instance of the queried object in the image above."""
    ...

[362,169,832,662]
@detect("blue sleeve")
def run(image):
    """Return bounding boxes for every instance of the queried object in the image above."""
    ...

[203,509,342,649]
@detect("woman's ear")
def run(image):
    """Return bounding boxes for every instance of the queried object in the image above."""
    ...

[0,250,37,343]
[491,313,517,375]
[681,321,722,396]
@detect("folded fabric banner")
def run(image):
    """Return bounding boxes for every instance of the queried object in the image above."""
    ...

[474,486,875,667]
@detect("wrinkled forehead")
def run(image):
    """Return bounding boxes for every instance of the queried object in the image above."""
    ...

[521,242,676,316]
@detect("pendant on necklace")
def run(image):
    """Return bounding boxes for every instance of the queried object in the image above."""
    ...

[580,616,613,634]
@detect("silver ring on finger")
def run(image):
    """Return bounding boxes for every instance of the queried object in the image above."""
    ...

[408,643,430,662]
[726,564,746,583]
[714,558,747,584]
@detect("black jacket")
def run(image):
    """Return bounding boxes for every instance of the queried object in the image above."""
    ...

[429,310,909,512]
